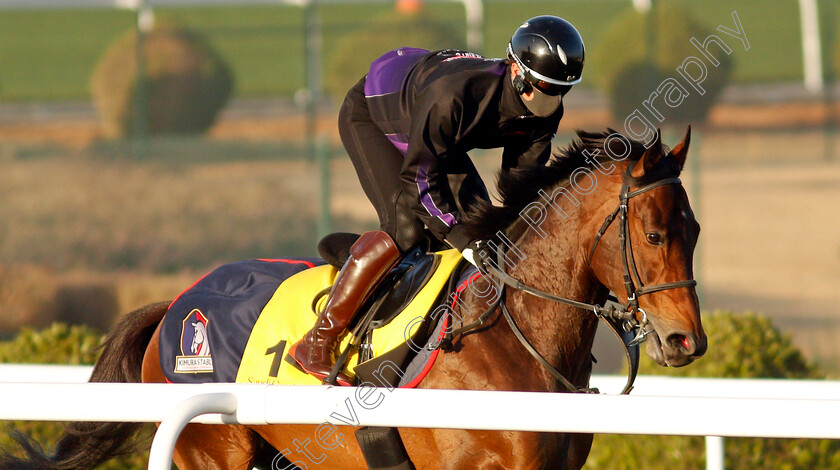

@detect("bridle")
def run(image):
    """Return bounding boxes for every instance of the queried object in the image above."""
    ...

[442,159,697,394]
[587,159,698,341]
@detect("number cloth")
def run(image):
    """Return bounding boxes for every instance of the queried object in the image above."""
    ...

[159,250,464,387]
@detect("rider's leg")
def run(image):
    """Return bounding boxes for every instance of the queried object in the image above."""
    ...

[292,230,400,384]
[291,77,420,384]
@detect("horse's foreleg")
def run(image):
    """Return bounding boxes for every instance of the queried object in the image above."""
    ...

[564,433,594,470]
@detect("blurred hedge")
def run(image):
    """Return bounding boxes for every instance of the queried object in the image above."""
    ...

[591,2,733,124]
[585,310,840,470]
[0,324,150,469]
[0,265,127,337]
[90,22,233,137]
[0,265,59,334]
[323,9,464,98]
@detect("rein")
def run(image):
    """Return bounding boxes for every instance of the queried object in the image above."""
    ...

[444,160,697,394]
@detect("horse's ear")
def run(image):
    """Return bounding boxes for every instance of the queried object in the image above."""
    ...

[670,125,691,170]
[632,128,662,177]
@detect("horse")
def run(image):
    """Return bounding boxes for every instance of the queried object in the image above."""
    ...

[190,320,210,356]
[2,128,705,470]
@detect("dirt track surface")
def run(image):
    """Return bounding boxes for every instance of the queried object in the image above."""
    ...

[1,99,838,149]
[1,100,839,369]
[697,156,840,365]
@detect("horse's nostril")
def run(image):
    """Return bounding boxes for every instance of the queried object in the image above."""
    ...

[666,333,694,354]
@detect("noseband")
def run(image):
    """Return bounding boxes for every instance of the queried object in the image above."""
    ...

[443,159,697,394]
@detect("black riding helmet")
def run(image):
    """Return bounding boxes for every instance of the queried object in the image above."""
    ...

[507,15,585,116]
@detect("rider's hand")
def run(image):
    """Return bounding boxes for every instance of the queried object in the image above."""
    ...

[462,239,494,274]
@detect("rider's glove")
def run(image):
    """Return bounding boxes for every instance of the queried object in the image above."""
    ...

[461,239,494,274]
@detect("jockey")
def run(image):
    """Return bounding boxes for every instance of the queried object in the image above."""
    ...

[291,15,585,384]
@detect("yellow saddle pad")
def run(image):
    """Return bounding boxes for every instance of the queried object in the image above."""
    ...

[235,249,463,386]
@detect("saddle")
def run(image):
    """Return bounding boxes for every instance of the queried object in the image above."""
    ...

[158,236,465,388]
[317,232,441,332]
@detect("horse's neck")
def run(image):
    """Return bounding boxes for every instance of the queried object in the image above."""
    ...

[458,195,604,390]
[513,221,602,369]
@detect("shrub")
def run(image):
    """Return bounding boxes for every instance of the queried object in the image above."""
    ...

[0,264,59,335]
[640,310,819,380]
[591,3,733,124]
[606,61,666,122]
[0,323,103,364]
[0,264,124,338]
[323,9,464,98]
[90,23,233,137]
[835,34,840,91]
[0,324,150,469]
[585,311,840,470]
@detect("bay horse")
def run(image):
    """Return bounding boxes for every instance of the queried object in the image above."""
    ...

[2,128,705,470]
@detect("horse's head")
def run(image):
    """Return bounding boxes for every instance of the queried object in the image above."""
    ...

[190,321,207,354]
[588,127,706,367]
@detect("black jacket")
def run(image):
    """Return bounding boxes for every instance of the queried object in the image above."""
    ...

[365,49,563,250]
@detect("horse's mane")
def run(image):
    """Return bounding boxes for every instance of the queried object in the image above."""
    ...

[463,129,682,241]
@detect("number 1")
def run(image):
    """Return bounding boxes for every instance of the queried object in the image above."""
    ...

[265,340,287,378]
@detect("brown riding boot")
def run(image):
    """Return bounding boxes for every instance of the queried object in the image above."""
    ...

[291,231,401,385]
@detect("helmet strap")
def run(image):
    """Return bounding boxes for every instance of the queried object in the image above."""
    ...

[512,71,532,95]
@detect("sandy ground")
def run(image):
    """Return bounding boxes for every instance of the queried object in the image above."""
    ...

[2,99,837,150]
[692,152,840,368]
[1,101,838,371]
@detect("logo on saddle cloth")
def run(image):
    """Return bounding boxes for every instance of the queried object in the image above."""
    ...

[235,249,464,386]
[175,309,214,373]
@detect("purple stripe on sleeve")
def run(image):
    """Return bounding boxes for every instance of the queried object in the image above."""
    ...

[364,47,429,98]
[385,134,409,156]
[416,159,457,227]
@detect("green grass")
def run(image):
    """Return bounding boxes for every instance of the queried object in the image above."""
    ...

[0,0,837,101]
[0,8,134,100]
[677,0,804,83]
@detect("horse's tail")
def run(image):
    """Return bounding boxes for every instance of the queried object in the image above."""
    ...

[0,300,170,470]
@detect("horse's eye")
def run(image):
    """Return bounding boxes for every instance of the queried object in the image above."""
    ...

[645,233,663,245]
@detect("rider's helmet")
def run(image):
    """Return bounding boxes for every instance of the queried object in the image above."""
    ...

[507,15,585,117]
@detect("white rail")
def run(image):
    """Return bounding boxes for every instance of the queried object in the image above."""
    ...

[2,365,840,470]
[0,364,93,383]
[2,381,840,436]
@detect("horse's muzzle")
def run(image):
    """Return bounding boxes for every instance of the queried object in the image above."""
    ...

[646,329,707,367]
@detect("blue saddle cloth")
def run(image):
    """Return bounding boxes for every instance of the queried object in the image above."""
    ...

[159,258,323,384]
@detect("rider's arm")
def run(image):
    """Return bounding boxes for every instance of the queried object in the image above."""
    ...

[501,133,554,170]
[400,87,472,251]
[500,100,563,170]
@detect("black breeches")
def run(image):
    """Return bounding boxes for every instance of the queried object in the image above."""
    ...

[338,77,490,253]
